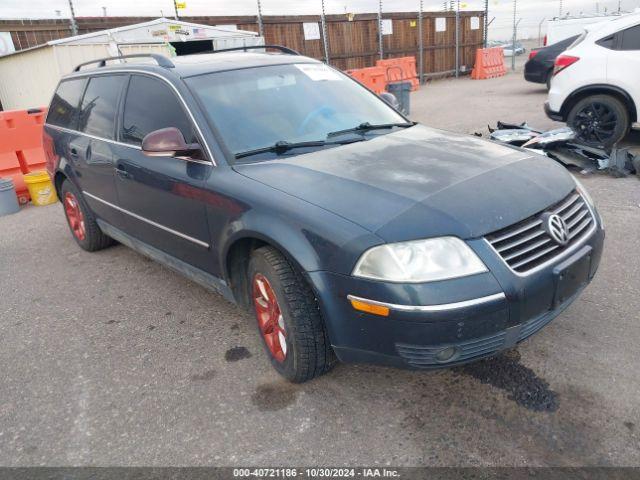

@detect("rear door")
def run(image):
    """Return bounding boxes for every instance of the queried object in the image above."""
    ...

[606,23,640,112]
[66,74,128,229]
[112,73,213,269]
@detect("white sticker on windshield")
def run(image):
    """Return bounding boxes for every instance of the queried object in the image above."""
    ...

[295,63,343,81]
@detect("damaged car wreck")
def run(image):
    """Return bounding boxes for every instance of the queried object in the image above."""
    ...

[486,120,640,178]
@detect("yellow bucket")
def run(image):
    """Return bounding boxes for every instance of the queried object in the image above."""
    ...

[23,171,58,206]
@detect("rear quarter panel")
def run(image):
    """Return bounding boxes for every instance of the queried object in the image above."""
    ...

[548,43,609,112]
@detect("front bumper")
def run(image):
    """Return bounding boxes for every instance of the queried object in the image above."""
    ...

[309,224,604,370]
[544,101,564,122]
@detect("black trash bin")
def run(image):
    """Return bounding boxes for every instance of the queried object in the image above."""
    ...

[386,81,411,116]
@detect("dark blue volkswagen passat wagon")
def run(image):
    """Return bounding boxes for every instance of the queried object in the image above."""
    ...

[45,48,604,382]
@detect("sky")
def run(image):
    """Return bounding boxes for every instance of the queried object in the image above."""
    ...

[1,0,639,39]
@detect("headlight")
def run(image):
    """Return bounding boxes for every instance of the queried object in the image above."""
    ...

[352,237,487,283]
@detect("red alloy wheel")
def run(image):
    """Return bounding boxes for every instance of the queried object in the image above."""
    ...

[64,191,86,241]
[252,273,287,363]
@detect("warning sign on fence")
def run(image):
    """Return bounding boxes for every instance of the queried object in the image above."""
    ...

[0,32,15,56]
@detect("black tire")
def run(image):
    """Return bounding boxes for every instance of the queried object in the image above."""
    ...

[248,246,335,383]
[60,179,114,252]
[567,94,630,148]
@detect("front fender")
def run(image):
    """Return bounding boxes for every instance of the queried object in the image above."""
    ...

[220,206,381,277]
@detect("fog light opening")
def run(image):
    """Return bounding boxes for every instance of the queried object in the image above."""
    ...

[435,346,459,363]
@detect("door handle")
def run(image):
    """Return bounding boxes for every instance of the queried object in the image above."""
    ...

[115,166,132,180]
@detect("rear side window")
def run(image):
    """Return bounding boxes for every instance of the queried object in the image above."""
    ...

[596,34,615,49]
[77,75,126,139]
[619,24,640,50]
[121,75,196,146]
[47,79,85,128]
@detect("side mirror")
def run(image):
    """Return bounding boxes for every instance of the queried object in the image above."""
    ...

[379,92,400,111]
[142,127,201,158]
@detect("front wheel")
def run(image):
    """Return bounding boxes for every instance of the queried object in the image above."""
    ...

[567,94,630,148]
[248,246,335,383]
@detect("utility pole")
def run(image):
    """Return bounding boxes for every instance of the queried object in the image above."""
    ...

[102,6,107,17]
[512,18,522,71]
[321,0,330,64]
[378,0,384,60]
[173,0,179,20]
[257,0,264,37]
[559,0,563,17]
[418,0,424,83]
[455,0,460,77]
[68,0,78,36]
[483,0,489,48]
[512,0,517,71]
[538,17,546,46]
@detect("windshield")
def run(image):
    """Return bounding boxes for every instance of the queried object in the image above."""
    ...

[186,63,407,161]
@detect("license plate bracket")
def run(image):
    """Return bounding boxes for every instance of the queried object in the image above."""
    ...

[552,245,593,308]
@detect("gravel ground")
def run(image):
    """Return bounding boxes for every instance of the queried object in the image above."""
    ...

[1,59,639,467]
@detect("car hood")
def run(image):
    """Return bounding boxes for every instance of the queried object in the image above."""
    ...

[233,125,575,242]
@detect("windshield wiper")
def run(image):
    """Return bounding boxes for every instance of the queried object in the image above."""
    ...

[235,138,362,159]
[327,121,416,138]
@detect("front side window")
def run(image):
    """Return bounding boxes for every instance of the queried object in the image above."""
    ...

[78,75,126,139]
[47,79,86,128]
[121,75,196,146]
[619,24,640,50]
[186,63,407,162]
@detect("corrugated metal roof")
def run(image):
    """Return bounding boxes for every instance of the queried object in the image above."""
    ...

[47,17,258,46]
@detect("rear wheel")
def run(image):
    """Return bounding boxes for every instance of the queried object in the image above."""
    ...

[567,94,630,148]
[60,179,113,252]
[248,246,335,383]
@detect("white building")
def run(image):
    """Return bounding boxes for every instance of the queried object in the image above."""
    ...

[0,18,264,110]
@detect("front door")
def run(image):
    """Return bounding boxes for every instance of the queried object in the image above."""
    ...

[112,74,213,270]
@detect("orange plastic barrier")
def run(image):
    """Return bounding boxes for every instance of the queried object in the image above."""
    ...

[376,57,419,91]
[346,66,388,94]
[0,107,48,204]
[471,47,507,80]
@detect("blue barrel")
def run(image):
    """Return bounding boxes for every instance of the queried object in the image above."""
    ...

[386,81,411,116]
[0,177,21,216]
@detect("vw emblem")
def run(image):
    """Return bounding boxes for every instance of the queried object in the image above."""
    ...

[545,214,569,246]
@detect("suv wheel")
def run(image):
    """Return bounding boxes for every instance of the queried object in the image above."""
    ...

[247,246,335,383]
[567,94,630,148]
[61,179,113,252]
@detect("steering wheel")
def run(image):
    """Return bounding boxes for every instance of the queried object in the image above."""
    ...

[298,105,336,135]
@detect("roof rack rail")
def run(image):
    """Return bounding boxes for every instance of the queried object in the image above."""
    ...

[73,53,175,72]
[208,45,300,55]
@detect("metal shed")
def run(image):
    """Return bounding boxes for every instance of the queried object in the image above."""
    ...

[0,18,263,110]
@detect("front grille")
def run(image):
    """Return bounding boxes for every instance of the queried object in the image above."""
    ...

[485,191,595,274]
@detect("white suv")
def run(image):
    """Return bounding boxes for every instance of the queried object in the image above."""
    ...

[545,12,640,148]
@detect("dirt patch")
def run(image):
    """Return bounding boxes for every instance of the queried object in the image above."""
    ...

[225,346,252,362]
[456,350,559,412]
[251,383,298,412]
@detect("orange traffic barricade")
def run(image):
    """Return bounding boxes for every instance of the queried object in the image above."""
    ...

[346,66,388,94]
[376,57,420,91]
[0,107,48,204]
[471,47,507,80]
